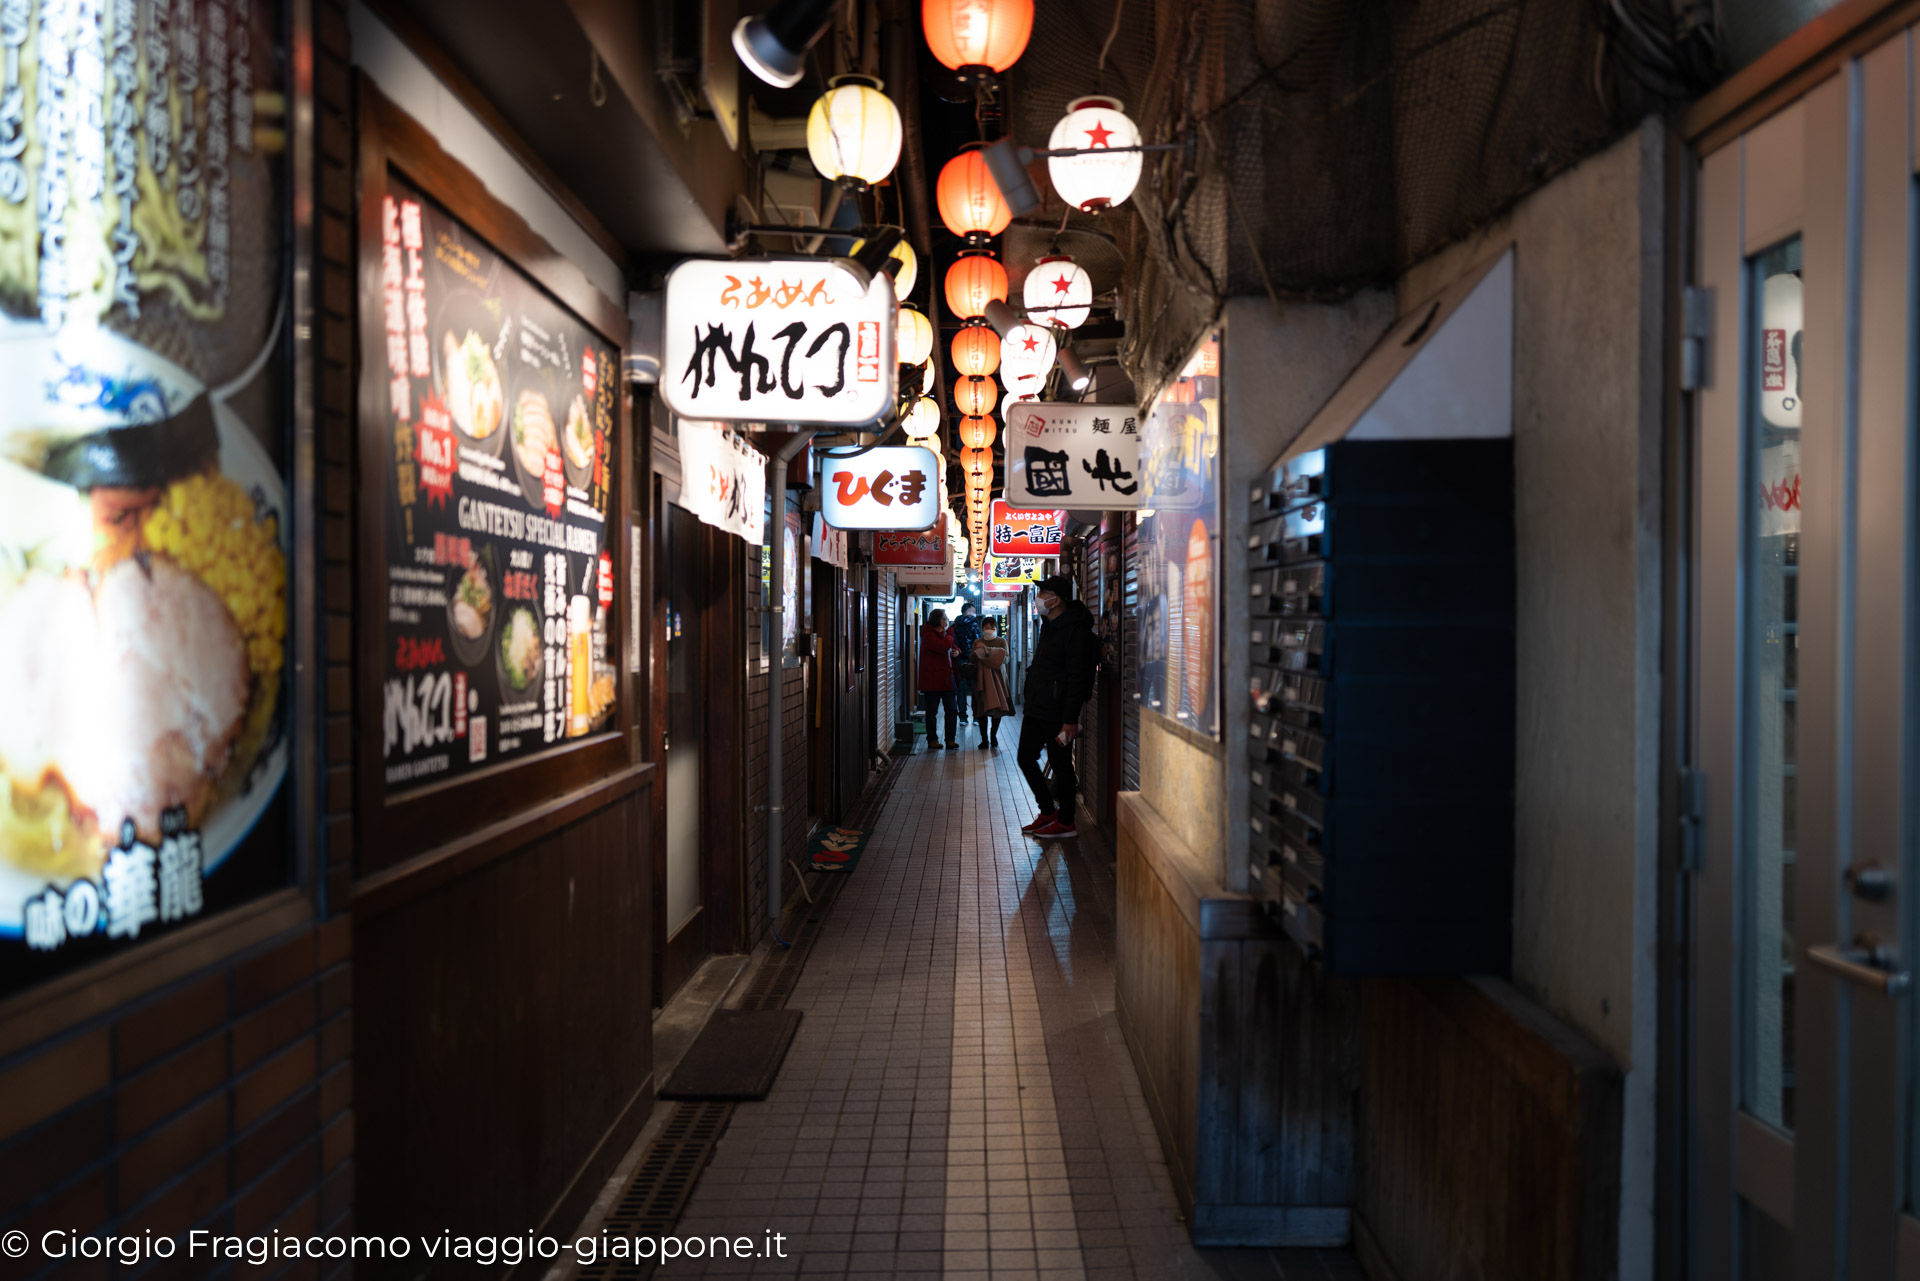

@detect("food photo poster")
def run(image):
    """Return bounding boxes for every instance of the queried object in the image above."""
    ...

[372,171,621,796]
[0,0,295,992]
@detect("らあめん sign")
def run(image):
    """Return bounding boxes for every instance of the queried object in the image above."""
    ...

[819,447,943,531]
[662,258,897,426]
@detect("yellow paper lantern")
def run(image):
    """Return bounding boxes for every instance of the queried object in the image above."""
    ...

[807,76,903,189]
[897,306,933,367]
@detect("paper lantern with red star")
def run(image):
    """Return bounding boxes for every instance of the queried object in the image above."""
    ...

[999,322,1056,385]
[1021,254,1092,331]
[1048,97,1142,212]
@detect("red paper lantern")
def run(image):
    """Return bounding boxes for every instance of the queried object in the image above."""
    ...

[937,150,1012,238]
[954,375,998,418]
[956,415,997,449]
[922,0,1033,73]
[961,446,993,480]
[944,255,1008,320]
[951,325,1000,378]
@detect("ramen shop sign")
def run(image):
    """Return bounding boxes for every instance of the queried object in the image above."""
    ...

[819,446,942,531]
[662,257,897,426]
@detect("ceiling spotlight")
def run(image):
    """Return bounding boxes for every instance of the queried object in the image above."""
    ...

[733,0,844,88]
[1058,347,1092,393]
[981,298,1019,337]
[847,225,905,282]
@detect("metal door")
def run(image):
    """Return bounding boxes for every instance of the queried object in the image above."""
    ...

[1692,29,1917,1280]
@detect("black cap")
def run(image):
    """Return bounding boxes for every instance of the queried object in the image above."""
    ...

[1036,574,1074,601]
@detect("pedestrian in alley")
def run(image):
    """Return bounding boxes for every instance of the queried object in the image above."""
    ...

[973,615,1012,749]
[916,607,960,751]
[1019,575,1102,838]
[951,601,983,728]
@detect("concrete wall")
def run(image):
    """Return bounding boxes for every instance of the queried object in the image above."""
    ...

[1396,118,1666,1280]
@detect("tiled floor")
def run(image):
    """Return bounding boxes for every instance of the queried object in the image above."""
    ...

[672,717,1364,1281]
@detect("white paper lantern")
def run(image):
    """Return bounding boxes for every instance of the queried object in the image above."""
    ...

[897,306,933,367]
[902,395,942,440]
[1022,254,1092,330]
[1048,96,1142,212]
[1000,322,1057,386]
[807,77,903,189]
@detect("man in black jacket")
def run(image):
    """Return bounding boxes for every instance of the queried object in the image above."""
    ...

[1018,574,1101,839]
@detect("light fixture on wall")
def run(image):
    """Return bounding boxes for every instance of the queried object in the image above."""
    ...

[1058,347,1092,392]
[1022,254,1091,330]
[733,0,844,88]
[807,77,903,191]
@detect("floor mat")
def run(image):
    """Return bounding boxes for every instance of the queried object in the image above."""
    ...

[807,824,870,872]
[657,1009,804,1101]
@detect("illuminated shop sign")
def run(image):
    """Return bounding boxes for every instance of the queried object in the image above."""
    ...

[661,257,897,426]
[1005,402,1141,508]
[989,554,1046,586]
[819,446,942,531]
[0,0,290,993]
[874,517,947,566]
[678,419,768,544]
[988,499,1066,556]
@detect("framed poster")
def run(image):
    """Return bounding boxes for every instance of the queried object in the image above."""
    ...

[357,87,631,868]
[1137,329,1221,738]
[0,0,298,997]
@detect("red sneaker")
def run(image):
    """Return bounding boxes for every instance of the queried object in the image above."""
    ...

[1030,817,1078,839]
[1020,814,1056,834]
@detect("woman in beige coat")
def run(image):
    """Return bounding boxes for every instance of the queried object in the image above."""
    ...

[973,616,1013,749]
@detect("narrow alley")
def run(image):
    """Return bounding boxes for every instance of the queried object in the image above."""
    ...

[633,729,1362,1281]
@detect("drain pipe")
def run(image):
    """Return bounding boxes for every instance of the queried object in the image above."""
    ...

[766,430,817,943]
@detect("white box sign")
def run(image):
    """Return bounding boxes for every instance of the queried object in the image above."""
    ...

[662,257,897,426]
[1005,402,1142,508]
[819,446,943,531]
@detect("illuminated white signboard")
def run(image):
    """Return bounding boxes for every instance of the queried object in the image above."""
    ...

[819,446,942,531]
[1005,402,1142,508]
[662,257,897,426]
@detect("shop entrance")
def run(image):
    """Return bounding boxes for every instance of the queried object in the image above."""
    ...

[1690,27,1920,1277]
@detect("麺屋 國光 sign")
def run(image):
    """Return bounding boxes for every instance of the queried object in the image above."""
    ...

[989,499,1067,556]
[1005,402,1141,508]
[662,258,897,426]
[819,447,943,531]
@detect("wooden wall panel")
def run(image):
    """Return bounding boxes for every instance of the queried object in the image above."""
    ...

[353,784,653,1250]
[1116,815,1202,1201]
[1355,977,1622,1281]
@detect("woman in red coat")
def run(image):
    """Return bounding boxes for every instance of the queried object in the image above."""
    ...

[916,608,961,751]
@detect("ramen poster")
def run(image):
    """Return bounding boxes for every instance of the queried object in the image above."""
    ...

[370,172,619,794]
[0,0,292,992]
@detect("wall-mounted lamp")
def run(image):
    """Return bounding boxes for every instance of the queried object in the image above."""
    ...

[733,0,844,88]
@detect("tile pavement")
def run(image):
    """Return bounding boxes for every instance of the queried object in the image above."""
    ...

[669,717,1364,1281]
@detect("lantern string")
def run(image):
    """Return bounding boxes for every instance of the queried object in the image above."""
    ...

[1096,0,1125,82]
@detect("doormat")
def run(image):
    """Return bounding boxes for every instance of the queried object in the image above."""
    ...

[807,825,870,873]
[657,1009,804,1101]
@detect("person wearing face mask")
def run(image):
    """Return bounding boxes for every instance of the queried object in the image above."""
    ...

[1017,575,1102,838]
[972,614,1012,749]
[915,607,961,751]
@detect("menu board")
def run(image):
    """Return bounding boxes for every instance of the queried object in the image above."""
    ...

[371,172,620,793]
[0,0,291,994]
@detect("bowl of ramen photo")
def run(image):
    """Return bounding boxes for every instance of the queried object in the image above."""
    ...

[561,392,596,491]
[446,546,497,668]
[431,291,507,456]
[495,604,544,702]
[509,374,562,510]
